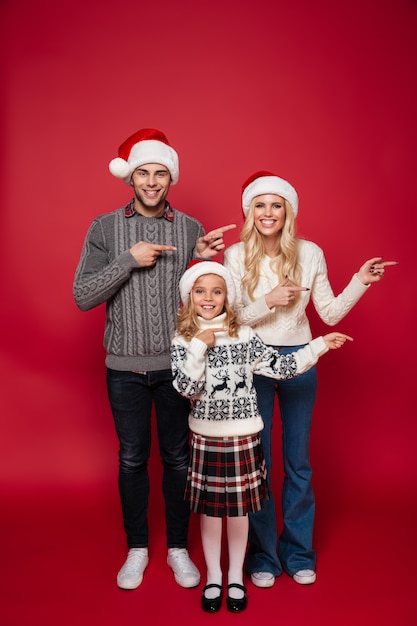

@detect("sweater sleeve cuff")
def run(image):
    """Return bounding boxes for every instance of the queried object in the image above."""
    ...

[352,273,371,293]
[257,296,274,315]
[309,336,329,358]
[119,249,142,271]
[189,337,209,357]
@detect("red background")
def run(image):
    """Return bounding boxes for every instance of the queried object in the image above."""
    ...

[1,0,416,624]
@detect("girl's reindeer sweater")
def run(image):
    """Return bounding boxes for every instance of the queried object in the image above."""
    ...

[171,313,328,438]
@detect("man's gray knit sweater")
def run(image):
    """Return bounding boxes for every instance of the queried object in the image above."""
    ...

[73,202,204,372]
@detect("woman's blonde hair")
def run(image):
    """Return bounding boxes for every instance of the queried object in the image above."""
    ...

[176,276,240,341]
[240,197,301,301]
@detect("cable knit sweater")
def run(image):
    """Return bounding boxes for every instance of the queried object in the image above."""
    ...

[223,240,369,346]
[171,313,329,438]
[73,201,204,371]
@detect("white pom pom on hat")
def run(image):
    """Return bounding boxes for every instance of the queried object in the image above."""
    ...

[179,260,236,306]
[109,157,131,179]
[242,170,299,217]
[109,128,179,184]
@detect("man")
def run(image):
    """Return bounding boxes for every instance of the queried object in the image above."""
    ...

[73,128,235,590]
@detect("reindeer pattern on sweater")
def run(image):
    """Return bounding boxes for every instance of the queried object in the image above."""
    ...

[171,313,328,438]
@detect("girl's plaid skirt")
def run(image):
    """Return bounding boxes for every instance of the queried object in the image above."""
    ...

[185,432,269,517]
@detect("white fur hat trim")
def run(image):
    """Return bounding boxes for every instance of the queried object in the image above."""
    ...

[179,261,236,305]
[242,175,298,216]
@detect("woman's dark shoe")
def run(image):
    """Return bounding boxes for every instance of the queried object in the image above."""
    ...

[226,583,248,613]
[201,583,222,613]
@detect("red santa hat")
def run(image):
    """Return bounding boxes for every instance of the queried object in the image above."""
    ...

[179,260,236,306]
[241,170,299,217]
[109,128,179,184]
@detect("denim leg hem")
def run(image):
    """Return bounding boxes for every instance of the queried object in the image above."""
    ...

[281,559,316,577]
[246,555,282,577]
[284,566,316,576]
[246,567,282,577]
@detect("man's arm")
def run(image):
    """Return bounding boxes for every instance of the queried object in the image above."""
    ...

[73,219,138,311]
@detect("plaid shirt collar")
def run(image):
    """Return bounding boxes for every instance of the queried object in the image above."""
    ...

[124,198,174,222]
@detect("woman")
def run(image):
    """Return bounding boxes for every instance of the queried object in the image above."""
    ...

[223,171,397,588]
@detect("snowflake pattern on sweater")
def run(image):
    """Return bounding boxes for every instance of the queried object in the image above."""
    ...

[171,313,327,438]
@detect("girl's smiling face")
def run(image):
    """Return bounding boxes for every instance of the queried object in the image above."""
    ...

[191,274,226,319]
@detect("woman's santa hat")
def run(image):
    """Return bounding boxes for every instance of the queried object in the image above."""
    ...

[242,170,299,217]
[109,128,179,184]
[179,260,236,306]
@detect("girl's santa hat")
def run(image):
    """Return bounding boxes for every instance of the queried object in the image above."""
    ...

[242,170,299,217]
[109,128,179,184]
[179,260,236,305]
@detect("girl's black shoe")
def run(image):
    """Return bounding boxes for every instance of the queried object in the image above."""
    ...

[226,583,248,613]
[201,584,222,613]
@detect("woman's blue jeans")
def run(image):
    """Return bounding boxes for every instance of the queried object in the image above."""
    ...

[246,345,318,577]
[106,368,191,549]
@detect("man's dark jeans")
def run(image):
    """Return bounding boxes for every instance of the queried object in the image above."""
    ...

[106,368,191,548]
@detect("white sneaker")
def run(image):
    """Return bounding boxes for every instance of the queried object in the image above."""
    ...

[250,572,275,588]
[117,548,149,589]
[293,569,316,585]
[167,548,201,588]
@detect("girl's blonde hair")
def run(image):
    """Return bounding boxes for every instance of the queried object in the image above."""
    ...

[176,275,240,341]
[240,197,301,302]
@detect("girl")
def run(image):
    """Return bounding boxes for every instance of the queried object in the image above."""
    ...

[170,260,352,612]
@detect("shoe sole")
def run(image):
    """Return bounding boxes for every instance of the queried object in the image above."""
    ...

[250,576,275,588]
[117,574,143,590]
[293,573,316,585]
[173,574,201,588]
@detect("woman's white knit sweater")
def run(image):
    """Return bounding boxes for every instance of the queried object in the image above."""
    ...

[223,240,369,346]
[171,313,328,438]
